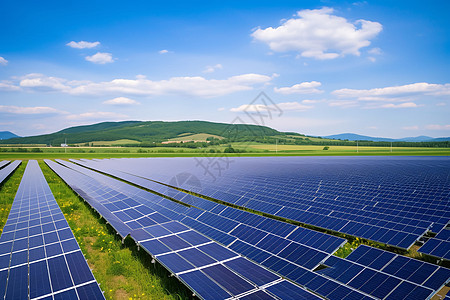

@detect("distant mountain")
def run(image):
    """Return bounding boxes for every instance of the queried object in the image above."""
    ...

[324,133,450,142]
[0,120,284,145]
[397,136,433,142]
[0,131,20,140]
[324,133,396,142]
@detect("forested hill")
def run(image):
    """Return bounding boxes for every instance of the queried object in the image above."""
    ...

[0,120,286,145]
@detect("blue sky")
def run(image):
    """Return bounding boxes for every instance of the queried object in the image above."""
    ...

[1,0,449,138]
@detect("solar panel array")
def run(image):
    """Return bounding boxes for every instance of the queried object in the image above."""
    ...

[89,157,450,250]
[319,244,450,299]
[46,159,322,300]
[0,160,104,299]
[0,160,21,185]
[69,157,450,300]
[419,224,450,260]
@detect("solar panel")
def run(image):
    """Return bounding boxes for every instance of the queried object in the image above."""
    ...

[51,158,450,300]
[45,160,318,299]
[419,224,450,260]
[0,160,21,185]
[318,244,450,299]
[0,161,10,169]
[0,160,104,299]
[87,156,449,249]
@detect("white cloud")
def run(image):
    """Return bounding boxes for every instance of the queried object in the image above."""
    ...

[69,73,272,97]
[19,73,70,92]
[203,64,223,73]
[0,80,21,91]
[332,82,450,100]
[368,47,382,55]
[66,111,128,120]
[368,57,376,63]
[103,97,140,106]
[425,124,450,130]
[85,52,114,64]
[4,73,273,98]
[0,105,65,115]
[66,41,100,49]
[402,125,419,130]
[0,57,8,66]
[302,99,322,104]
[158,49,170,54]
[274,81,323,94]
[328,100,359,108]
[380,102,419,108]
[231,101,312,112]
[252,7,382,60]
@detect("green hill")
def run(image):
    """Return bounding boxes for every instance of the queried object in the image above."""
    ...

[0,120,286,145]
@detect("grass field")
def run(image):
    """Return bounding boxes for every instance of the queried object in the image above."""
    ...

[0,143,449,160]
[167,133,224,142]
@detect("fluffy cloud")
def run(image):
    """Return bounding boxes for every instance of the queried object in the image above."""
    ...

[425,124,450,130]
[332,82,450,100]
[203,64,223,73]
[66,41,100,49]
[103,97,140,106]
[0,57,8,66]
[402,125,419,130]
[252,7,382,60]
[380,102,419,108]
[85,52,114,64]
[66,111,128,120]
[231,101,312,112]
[328,100,359,108]
[0,105,65,115]
[12,73,272,98]
[158,49,169,54]
[274,81,323,94]
[0,81,20,91]
[19,73,70,92]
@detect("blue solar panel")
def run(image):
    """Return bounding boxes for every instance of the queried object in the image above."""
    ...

[419,225,450,260]
[52,158,450,300]
[0,160,21,185]
[91,157,449,249]
[0,160,104,300]
[46,160,315,299]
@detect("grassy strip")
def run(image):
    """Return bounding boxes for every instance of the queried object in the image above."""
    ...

[38,161,194,300]
[0,161,26,234]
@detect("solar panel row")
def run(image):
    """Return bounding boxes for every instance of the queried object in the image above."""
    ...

[69,158,450,300]
[56,160,377,299]
[0,160,21,185]
[91,157,449,249]
[70,158,346,255]
[0,160,104,300]
[45,160,320,300]
[0,160,10,169]
[318,244,450,299]
[419,224,450,260]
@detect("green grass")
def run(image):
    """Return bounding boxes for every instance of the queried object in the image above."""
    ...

[38,161,194,300]
[0,161,26,234]
[0,143,449,160]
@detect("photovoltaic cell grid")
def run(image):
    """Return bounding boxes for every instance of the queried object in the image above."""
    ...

[72,158,450,300]
[0,160,21,185]
[419,224,450,260]
[319,244,450,299]
[94,156,450,250]
[0,160,104,300]
[45,160,320,300]
[61,159,382,299]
